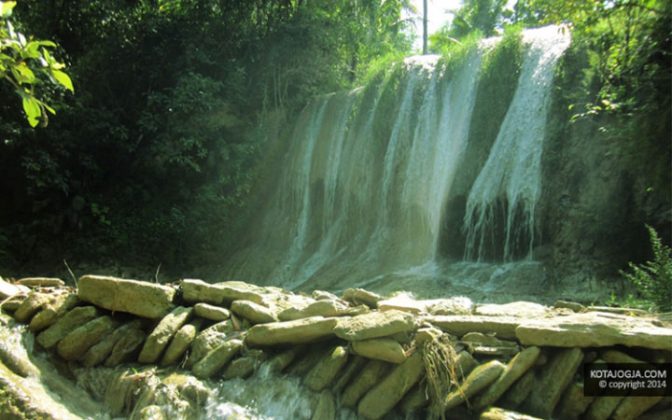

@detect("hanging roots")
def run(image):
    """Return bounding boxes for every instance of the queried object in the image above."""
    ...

[421,333,460,420]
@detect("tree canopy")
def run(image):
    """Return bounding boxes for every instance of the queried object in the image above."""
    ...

[0,0,414,274]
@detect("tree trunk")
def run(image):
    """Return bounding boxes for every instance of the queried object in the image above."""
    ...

[423,0,428,54]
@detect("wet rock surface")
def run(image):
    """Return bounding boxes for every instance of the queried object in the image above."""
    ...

[0,274,670,419]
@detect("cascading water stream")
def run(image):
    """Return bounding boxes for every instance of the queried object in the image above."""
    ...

[463,26,571,261]
[228,26,571,293]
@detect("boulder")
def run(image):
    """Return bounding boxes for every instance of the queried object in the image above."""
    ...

[288,347,330,377]
[311,390,336,420]
[191,339,243,379]
[427,315,520,340]
[522,347,583,418]
[584,396,624,420]
[454,350,479,378]
[77,275,175,319]
[556,382,594,419]
[342,288,380,309]
[279,300,368,321]
[312,290,339,300]
[612,396,663,420]
[222,350,265,379]
[17,277,65,288]
[1,294,25,312]
[600,349,649,365]
[400,384,429,415]
[104,368,159,416]
[501,369,536,408]
[462,332,517,347]
[415,326,444,346]
[515,312,672,350]
[13,292,51,323]
[222,356,257,379]
[377,294,427,314]
[29,293,79,332]
[443,360,506,411]
[230,300,277,324]
[333,356,367,392]
[304,346,349,392]
[56,315,117,360]
[37,306,98,349]
[357,351,425,419]
[475,302,548,317]
[267,348,300,373]
[105,327,146,367]
[161,323,199,367]
[181,279,227,305]
[83,320,143,367]
[193,303,230,321]
[186,320,234,367]
[246,316,337,346]
[334,310,416,341]
[554,300,586,312]
[426,297,474,315]
[352,338,407,364]
[161,372,211,407]
[181,279,264,305]
[462,332,520,357]
[138,306,193,363]
[472,346,541,409]
[341,360,389,408]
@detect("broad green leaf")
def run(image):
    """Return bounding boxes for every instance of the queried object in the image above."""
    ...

[21,95,41,127]
[0,2,17,18]
[13,62,35,83]
[23,41,49,59]
[52,69,74,92]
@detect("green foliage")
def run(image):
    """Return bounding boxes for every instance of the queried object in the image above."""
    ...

[514,0,671,121]
[448,0,508,38]
[0,0,72,127]
[620,225,672,311]
[605,292,655,312]
[0,0,414,274]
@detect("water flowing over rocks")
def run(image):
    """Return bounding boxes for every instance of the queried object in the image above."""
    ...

[0,274,670,419]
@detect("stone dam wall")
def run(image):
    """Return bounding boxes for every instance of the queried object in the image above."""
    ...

[0,275,671,419]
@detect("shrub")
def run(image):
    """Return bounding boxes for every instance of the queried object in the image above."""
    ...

[620,225,672,311]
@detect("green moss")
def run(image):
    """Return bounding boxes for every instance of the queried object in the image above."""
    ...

[438,30,523,259]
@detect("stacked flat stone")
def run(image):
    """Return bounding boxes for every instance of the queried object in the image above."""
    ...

[1,275,671,420]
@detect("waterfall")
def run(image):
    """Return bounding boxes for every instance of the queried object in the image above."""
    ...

[463,26,571,261]
[228,26,571,292]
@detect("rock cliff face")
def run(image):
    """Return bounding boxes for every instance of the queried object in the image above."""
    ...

[223,26,671,302]
[1,275,670,419]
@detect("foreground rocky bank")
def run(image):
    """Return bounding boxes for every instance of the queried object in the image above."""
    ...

[0,274,670,419]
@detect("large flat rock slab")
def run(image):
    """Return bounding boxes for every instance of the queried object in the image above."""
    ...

[334,310,416,341]
[426,315,521,340]
[515,312,672,350]
[475,302,548,317]
[181,279,265,305]
[17,277,65,288]
[245,316,338,346]
[78,275,175,319]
